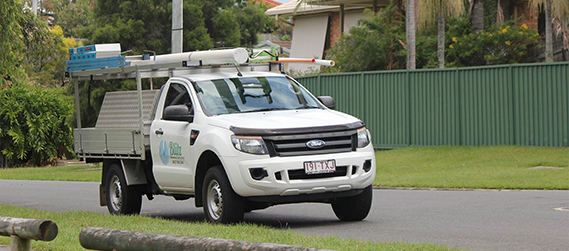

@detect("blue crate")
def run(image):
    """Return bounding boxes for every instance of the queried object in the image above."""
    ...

[66,56,130,72]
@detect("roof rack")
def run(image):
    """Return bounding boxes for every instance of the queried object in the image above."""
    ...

[66,44,334,81]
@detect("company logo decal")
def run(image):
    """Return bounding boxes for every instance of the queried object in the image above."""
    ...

[306,139,326,149]
[159,140,184,165]
[159,140,170,165]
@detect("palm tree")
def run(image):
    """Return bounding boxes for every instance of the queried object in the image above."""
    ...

[406,0,416,69]
[496,0,511,26]
[469,0,484,33]
[530,0,569,62]
[418,0,464,68]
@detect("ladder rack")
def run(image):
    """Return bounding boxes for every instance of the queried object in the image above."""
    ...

[66,45,285,81]
[67,62,285,81]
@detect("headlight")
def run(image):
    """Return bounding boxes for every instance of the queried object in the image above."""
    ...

[231,135,268,155]
[357,128,371,148]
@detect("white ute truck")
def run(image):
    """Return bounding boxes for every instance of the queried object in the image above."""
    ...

[67,44,376,223]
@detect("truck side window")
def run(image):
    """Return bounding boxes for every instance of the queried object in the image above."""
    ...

[164,82,193,114]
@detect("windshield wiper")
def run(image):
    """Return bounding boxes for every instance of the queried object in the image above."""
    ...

[241,108,289,113]
[295,106,320,110]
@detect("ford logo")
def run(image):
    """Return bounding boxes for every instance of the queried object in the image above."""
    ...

[306,139,326,149]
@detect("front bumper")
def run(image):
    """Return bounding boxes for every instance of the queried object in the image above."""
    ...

[223,145,376,198]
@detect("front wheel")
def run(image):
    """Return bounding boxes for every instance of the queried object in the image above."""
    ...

[331,185,373,221]
[202,166,245,224]
[105,164,142,215]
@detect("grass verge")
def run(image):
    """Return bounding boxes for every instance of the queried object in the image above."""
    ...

[1,146,568,190]
[0,205,462,251]
[0,165,101,182]
[374,145,569,190]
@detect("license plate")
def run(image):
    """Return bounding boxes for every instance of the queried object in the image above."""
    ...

[304,160,336,175]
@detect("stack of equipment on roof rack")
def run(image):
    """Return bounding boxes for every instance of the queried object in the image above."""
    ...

[67,44,126,72]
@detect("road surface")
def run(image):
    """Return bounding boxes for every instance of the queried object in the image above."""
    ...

[0,180,568,251]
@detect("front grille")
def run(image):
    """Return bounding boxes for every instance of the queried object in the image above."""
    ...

[287,166,349,180]
[264,130,356,157]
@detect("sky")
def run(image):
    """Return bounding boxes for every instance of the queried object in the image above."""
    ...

[276,0,292,3]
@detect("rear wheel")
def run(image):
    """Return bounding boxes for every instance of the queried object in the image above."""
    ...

[331,185,373,221]
[105,164,142,215]
[202,166,245,224]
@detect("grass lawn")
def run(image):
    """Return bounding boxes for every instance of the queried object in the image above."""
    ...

[0,205,462,251]
[0,164,101,182]
[374,145,569,190]
[1,145,568,190]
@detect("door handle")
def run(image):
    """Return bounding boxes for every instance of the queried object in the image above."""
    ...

[155,130,164,135]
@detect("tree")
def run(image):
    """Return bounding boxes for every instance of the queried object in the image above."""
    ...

[211,8,241,47]
[87,0,275,52]
[50,0,92,38]
[0,0,27,87]
[182,0,213,51]
[327,7,406,72]
[235,2,275,47]
[18,10,67,87]
[530,0,569,62]
[208,1,274,47]
[418,0,464,68]
[87,0,171,54]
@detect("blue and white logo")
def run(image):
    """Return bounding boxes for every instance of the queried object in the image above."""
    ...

[306,139,326,149]
[159,140,169,165]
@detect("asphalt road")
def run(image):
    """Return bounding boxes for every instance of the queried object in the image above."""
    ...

[0,180,568,251]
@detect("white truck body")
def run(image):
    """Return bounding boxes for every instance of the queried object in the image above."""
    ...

[69,46,376,223]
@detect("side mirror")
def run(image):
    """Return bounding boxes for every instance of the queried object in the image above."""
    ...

[317,96,336,110]
[164,104,193,122]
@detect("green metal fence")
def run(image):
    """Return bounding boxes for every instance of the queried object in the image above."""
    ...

[297,62,569,148]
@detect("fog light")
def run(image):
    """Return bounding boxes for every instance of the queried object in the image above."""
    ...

[249,168,268,180]
[363,160,372,172]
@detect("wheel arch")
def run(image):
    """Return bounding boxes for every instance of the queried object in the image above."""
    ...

[194,150,223,207]
[102,159,148,186]
[101,159,150,206]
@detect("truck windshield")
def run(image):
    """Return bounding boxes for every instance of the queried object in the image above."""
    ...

[192,76,321,115]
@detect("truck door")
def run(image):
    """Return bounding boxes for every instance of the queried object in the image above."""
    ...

[150,81,195,191]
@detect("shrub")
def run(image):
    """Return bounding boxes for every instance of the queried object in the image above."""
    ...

[0,83,74,167]
[326,6,406,72]
[447,20,540,66]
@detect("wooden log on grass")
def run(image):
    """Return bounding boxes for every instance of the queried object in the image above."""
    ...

[80,227,331,251]
[0,216,58,241]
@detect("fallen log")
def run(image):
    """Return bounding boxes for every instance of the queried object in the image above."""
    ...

[0,216,58,241]
[80,227,332,251]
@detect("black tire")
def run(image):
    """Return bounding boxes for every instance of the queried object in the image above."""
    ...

[331,185,373,221]
[202,166,245,224]
[105,164,142,215]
